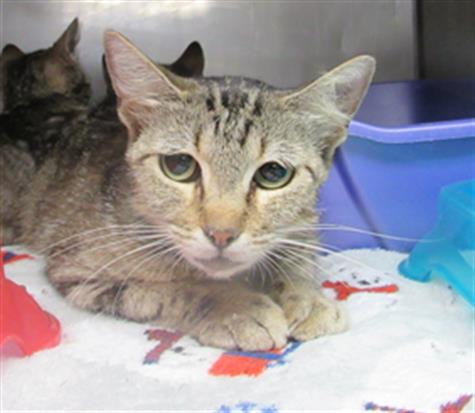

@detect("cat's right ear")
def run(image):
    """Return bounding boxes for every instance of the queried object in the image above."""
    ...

[169,41,205,77]
[280,55,375,168]
[0,44,24,66]
[51,18,80,62]
[104,31,197,141]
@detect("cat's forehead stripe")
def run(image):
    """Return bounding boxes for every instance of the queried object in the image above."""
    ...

[201,77,264,148]
[194,124,203,151]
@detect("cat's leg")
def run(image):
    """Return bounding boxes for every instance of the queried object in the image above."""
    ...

[267,256,348,341]
[48,255,288,351]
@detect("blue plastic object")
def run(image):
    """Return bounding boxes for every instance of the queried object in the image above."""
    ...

[399,180,475,306]
[319,79,475,251]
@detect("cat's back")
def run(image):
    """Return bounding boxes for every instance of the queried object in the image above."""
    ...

[18,114,128,250]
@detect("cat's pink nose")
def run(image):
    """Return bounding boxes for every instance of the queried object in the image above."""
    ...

[203,227,240,249]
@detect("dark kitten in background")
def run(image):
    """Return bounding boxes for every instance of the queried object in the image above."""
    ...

[93,41,205,120]
[1,18,89,113]
[0,18,90,244]
[0,18,90,163]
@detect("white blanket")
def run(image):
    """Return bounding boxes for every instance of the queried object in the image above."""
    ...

[2,248,473,412]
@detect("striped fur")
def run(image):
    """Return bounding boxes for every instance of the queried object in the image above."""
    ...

[6,31,375,351]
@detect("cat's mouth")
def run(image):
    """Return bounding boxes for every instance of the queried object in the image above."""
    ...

[190,255,249,279]
[180,232,258,279]
[197,256,234,270]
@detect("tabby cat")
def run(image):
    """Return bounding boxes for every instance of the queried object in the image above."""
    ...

[0,18,90,244]
[12,32,375,351]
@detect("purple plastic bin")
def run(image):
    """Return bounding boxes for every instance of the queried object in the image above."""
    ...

[319,79,475,252]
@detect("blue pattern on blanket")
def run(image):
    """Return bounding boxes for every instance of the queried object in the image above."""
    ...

[215,401,279,413]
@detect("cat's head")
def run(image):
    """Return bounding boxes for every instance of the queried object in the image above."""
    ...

[101,41,204,106]
[104,32,375,279]
[0,18,90,112]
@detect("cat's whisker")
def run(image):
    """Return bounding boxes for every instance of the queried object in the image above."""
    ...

[110,244,181,316]
[251,234,275,246]
[274,237,339,255]
[293,244,382,274]
[83,243,180,324]
[68,239,172,303]
[278,238,360,265]
[247,263,257,287]
[149,242,184,283]
[165,247,187,282]
[266,248,318,282]
[38,224,166,254]
[254,258,268,290]
[245,259,258,287]
[316,241,345,253]
[275,238,382,273]
[261,251,296,288]
[253,254,271,287]
[275,246,328,281]
[263,250,297,285]
[168,225,194,239]
[262,260,272,288]
[278,223,438,243]
[47,232,171,260]
[302,243,383,274]
[55,230,169,254]
[126,244,176,280]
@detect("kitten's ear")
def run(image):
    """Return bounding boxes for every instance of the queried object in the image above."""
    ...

[282,55,375,167]
[51,18,80,61]
[104,31,197,140]
[168,41,205,77]
[101,54,115,98]
[1,44,24,66]
[0,45,23,104]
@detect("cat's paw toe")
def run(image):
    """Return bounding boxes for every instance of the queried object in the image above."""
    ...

[281,293,314,330]
[284,293,348,341]
[195,295,288,351]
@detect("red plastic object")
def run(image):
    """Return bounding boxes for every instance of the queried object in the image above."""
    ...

[0,250,61,357]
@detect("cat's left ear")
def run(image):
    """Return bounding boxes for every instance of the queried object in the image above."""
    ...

[51,18,80,61]
[1,44,24,66]
[281,55,375,167]
[104,31,197,141]
[0,45,24,107]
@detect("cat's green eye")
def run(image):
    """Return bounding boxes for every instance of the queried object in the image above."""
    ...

[160,154,200,183]
[254,162,294,190]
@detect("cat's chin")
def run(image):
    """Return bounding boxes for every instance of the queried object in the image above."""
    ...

[186,256,249,280]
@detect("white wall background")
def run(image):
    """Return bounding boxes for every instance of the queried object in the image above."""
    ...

[1,0,417,101]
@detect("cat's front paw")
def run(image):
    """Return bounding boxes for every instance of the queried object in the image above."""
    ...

[193,293,288,351]
[281,290,348,341]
